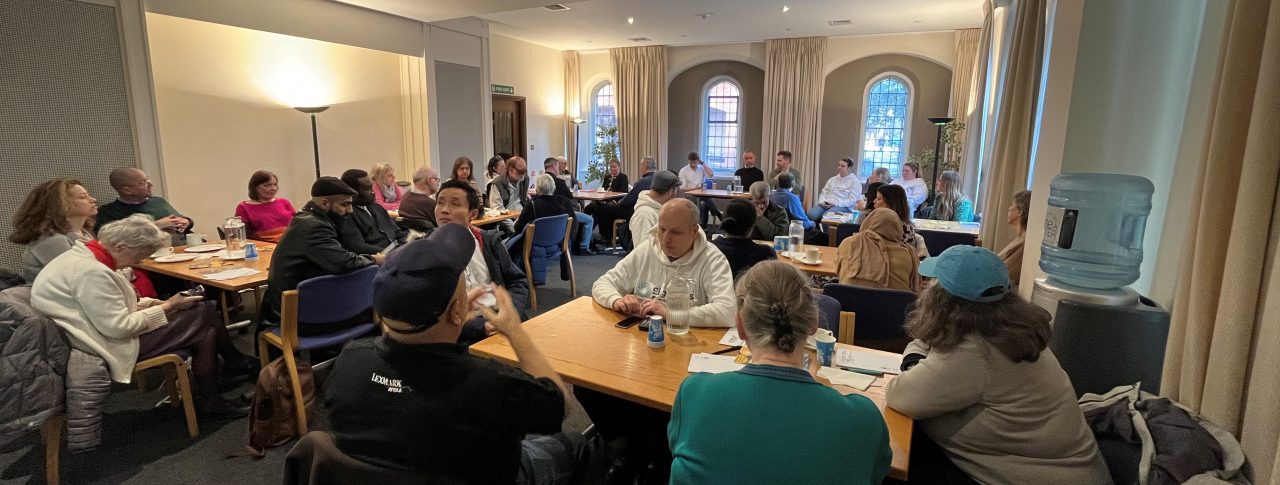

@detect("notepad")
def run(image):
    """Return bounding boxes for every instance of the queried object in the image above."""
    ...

[718,329,744,347]
[834,348,902,375]
[818,366,877,391]
[688,353,746,374]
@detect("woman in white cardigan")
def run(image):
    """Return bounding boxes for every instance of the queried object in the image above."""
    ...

[32,214,250,417]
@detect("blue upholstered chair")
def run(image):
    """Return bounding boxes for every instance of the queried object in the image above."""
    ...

[822,283,917,353]
[257,265,378,434]
[917,229,978,257]
[519,215,575,310]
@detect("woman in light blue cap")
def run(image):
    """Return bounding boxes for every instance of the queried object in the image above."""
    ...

[885,246,1112,485]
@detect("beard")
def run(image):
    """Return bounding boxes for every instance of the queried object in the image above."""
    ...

[354,192,376,206]
[325,208,347,229]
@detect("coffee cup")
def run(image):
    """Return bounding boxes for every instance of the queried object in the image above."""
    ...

[815,330,837,367]
[773,236,790,252]
[186,233,208,246]
[151,246,174,258]
[804,246,821,263]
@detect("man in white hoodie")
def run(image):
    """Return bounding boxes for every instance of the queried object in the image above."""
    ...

[628,170,681,240]
[594,198,736,329]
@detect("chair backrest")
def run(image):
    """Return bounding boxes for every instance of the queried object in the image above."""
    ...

[815,293,840,334]
[822,283,917,342]
[296,266,378,325]
[528,214,570,248]
[916,229,977,257]
[834,223,860,246]
[1051,299,1171,397]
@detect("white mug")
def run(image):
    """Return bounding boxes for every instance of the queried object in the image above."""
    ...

[805,246,821,263]
[151,246,174,258]
[186,233,208,246]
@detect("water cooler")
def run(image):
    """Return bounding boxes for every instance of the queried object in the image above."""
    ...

[1031,173,1171,396]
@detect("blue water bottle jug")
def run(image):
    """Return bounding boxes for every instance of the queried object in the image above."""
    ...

[1039,173,1154,289]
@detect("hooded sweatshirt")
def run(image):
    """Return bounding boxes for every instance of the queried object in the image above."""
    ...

[629,190,664,241]
[835,208,920,291]
[592,226,736,328]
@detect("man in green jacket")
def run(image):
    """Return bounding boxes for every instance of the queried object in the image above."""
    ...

[97,167,193,239]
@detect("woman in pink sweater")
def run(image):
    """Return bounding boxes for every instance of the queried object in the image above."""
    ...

[371,162,405,211]
[234,170,295,243]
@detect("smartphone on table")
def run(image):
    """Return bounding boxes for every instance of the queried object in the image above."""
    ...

[615,315,644,329]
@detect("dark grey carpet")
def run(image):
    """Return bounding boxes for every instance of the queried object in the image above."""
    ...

[0,251,624,485]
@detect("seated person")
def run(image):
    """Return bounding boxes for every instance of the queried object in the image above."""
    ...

[628,170,681,241]
[446,156,483,196]
[669,261,891,484]
[369,162,404,211]
[892,161,929,217]
[434,179,530,344]
[261,177,382,327]
[324,225,585,484]
[483,156,507,207]
[507,174,575,284]
[712,199,776,279]
[556,156,580,191]
[807,157,862,222]
[487,156,530,212]
[679,152,721,226]
[835,208,921,291]
[98,167,193,244]
[768,150,803,196]
[747,181,790,241]
[733,149,764,190]
[542,157,596,255]
[12,178,98,282]
[31,214,251,417]
[874,184,928,259]
[398,166,440,233]
[585,159,629,242]
[854,182,884,211]
[928,170,974,222]
[855,167,892,210]
[768,173,813,230]
[886,246,1111,485]
[618,156,656,215]
[339,169,408,255]
[999,190,1032,286]
[234,170,295,243]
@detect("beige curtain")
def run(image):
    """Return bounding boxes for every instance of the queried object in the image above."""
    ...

[963,1,995,206]
[761,37,827,204]
[563,51,581,171]
[1163,0,1280,482]
[977,0,1045,251]
[610,46,666,176]
[952,25,986,198]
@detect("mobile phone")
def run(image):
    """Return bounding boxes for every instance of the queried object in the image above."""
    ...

[615,315,644,329]
[182,284,206,297]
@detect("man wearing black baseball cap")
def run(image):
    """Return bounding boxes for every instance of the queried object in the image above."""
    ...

[324,224,584,483]
[260,176,383,327]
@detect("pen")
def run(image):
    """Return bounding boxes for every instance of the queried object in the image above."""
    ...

[711,346,741,355]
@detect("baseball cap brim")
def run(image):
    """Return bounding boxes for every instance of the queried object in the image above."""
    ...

[919,257,941,278]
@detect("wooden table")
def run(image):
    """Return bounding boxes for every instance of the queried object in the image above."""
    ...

[135,241,275,324]
[683,188,751,199]
[754,241,838,277]
[913,219,981,235]
[470,297,912,479]
[473,210,520,226]
[569,190,626,202]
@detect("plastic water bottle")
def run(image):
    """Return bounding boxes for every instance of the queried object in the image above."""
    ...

[1039,173,1154,289]
[732,175,741,193]
[664,276,692,335]
[788,220,805,256]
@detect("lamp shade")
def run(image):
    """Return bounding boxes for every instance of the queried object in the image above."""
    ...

[294,106,330,114]
[928,116,955,126]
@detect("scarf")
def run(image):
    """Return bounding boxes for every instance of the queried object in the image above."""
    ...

[380,183,399,202]
[86,240,158,298]
[836,208,920,290]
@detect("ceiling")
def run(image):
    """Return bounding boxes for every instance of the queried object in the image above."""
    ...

[336,0,985,51]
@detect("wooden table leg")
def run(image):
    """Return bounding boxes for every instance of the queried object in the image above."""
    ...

[42,415,64,485]
[220,291,232,326]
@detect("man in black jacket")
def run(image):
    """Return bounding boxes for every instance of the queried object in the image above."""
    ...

[339,169,407,255]
[434,179,531,344]
[261,177,383,328]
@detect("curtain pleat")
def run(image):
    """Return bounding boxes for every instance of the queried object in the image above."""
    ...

[977,0,1045,251]
[952,24,986,199]
[761,37,826,204]
[563,51,581,171]
[1162,0,1280,482]
[963,1,995,208]
[610,46,667,176]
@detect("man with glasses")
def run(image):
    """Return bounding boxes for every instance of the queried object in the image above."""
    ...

[399,166,441,232]
[97,167,193,240]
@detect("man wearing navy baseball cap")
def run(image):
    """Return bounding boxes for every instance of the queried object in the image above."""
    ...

[884,246,1111,484]
[323,224,585,483]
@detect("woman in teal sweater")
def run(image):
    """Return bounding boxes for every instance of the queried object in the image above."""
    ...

[667,261,892,484]
[929,170,975,222]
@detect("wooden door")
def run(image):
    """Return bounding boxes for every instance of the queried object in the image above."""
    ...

[492,95,526,159]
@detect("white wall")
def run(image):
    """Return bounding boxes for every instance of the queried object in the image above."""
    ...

[147,13,407,231]
[489,33,566,165]
[824,31,956,74]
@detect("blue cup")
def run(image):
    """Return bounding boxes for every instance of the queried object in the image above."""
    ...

[816,336,836,367]
[773,236,790,252]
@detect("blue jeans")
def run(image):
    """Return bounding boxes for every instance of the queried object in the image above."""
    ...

[573,212,594,249]
[806,204,851,223]
[517,432,589,485]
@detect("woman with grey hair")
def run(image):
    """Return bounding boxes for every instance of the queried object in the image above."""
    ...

[507,174,574,278]
[668,261,892,484]
[32,214,252,417]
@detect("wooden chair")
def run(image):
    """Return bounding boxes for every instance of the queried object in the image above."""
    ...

[41,415,64,485]
[837,311,856,345]
[611,219,628,252]
[133,353,199,437]
[520,215,576,311]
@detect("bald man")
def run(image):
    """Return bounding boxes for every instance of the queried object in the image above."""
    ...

[592,198,735,329]
[97,168,193,238]
[399,166,440,232]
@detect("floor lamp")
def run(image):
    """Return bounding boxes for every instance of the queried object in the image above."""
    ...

[570,118,586,177]
[927,116,955,207]
[295,106,330,179]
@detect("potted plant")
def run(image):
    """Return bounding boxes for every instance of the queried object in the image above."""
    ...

[908,120,966,182]
[586,124,619,184]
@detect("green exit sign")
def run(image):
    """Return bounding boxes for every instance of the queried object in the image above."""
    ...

[491,84,515,95]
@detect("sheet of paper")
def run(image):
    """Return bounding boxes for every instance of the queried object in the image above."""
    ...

[718,329,744,347]
[818,366,877,391]
[834,348,902,375]
[688,353,746,374]
[202,268,261,281]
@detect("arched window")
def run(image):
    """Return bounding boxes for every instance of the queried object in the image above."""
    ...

[700,77,742,175]
[859,74,912,178]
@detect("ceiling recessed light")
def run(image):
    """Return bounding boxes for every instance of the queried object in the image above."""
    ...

[627,17,634,24]
[628,36,651,42]
[913,19,922,23]
[784,28,792,31]
[542,4,569,11]
[828,19,852,26]
[696,12,713,20]
[782,5,790,13]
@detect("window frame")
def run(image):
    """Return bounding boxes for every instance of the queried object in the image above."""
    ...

[697,75,744,177]
[583,80,617,181]
[857,72,915,179]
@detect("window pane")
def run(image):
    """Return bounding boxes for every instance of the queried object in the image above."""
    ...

[702,80,741,174]
[860,77,910,178]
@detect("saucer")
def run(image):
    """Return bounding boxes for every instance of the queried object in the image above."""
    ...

[184,244,224,253]
[155,254,199,263]
[797,257,822,266]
